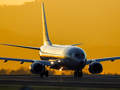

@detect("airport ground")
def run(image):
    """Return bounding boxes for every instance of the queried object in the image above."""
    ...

[0,75,120,90]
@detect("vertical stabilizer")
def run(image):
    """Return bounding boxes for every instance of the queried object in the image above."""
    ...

[41,3,52,45]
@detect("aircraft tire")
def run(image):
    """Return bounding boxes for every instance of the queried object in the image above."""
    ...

[40,73,43,77]
[45,71,49,77]
[74,71,77,77]
[74,70,83,77]
[78,71,82,77]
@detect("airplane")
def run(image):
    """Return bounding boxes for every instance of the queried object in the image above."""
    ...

[0,3,120,77]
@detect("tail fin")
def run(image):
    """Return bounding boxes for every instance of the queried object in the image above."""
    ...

[41,3,52,45]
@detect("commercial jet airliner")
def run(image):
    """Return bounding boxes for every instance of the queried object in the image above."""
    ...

[0,3,120,77]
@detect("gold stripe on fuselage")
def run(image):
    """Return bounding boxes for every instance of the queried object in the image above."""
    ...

[40,54,65,59]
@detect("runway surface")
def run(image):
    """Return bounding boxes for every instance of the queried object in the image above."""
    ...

[0,75,120,88]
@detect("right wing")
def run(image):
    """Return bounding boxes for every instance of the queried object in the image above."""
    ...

[1,43,40,50]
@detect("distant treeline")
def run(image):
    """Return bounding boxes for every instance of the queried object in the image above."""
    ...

[0,67,119,75]
[0,67,89,75]
[0,67,32,75]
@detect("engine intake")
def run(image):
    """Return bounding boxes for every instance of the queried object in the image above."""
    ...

[29,62,44,74]
[88,62,103,74]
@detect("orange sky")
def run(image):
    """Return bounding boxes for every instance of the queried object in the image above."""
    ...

[0,0,120,74]
[0,0,35,5]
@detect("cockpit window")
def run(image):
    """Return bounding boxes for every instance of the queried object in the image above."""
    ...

[75,54,80,57]
[69,53,85,59]
[67,47,85,60]
[75,53,84,59]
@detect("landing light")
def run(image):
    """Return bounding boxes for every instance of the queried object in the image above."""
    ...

[51,61,54,64]
[58,60,61,62]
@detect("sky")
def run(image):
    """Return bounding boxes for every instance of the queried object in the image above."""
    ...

[0,0,120,74]
[0,0,35,5]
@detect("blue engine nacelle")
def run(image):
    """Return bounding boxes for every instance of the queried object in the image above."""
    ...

[29,62,44,74]
[88,62,103,74]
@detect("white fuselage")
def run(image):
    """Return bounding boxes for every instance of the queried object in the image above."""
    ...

[39,45,87,70]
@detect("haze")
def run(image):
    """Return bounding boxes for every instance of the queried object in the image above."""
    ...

[0,0,35,5]
[0,0,120,74]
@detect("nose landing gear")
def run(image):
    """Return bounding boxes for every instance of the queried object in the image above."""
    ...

[74,70,83,77]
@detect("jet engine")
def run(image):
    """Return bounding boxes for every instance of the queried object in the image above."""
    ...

[88,62,103,74]
[29,62,44,74]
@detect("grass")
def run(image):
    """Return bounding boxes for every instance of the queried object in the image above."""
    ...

[0,85,119,90]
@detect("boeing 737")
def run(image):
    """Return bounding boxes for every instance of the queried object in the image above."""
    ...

[0,3,120,77]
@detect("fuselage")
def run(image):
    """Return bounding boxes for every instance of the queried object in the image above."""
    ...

[39,45,87,70]
[39,3,87,71]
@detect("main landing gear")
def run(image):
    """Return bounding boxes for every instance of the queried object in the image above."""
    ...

[74,70,83,77]
[40,65,49,77]
[40,70,49,77]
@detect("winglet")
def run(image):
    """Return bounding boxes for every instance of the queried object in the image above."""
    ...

[41,3,52,46]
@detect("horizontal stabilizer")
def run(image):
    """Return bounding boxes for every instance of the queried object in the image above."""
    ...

[1,43,40,50]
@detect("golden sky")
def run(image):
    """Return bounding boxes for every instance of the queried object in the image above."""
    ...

[0,0,120,74]
[0,0,34,5]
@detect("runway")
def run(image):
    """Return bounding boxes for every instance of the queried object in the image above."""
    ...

[0,75,120,88]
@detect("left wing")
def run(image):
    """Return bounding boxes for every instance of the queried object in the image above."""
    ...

[0,57,53,66]
[86,56,120,65]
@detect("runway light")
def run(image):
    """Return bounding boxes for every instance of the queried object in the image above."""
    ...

[59,67,63,71]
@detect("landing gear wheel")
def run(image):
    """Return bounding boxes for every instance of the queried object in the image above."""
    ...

[39,71,49,77]
[40,73,43,77]
[80,71,83,77]
[78,71,82,77]
[45,71,49,77]
[74,71,77,77]
[39,65,49,77]
[74,70,83,77]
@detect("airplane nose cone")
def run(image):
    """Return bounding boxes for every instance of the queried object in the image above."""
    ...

[75,59,86,70]
[65,47,86,61]
[77,59,86,64]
